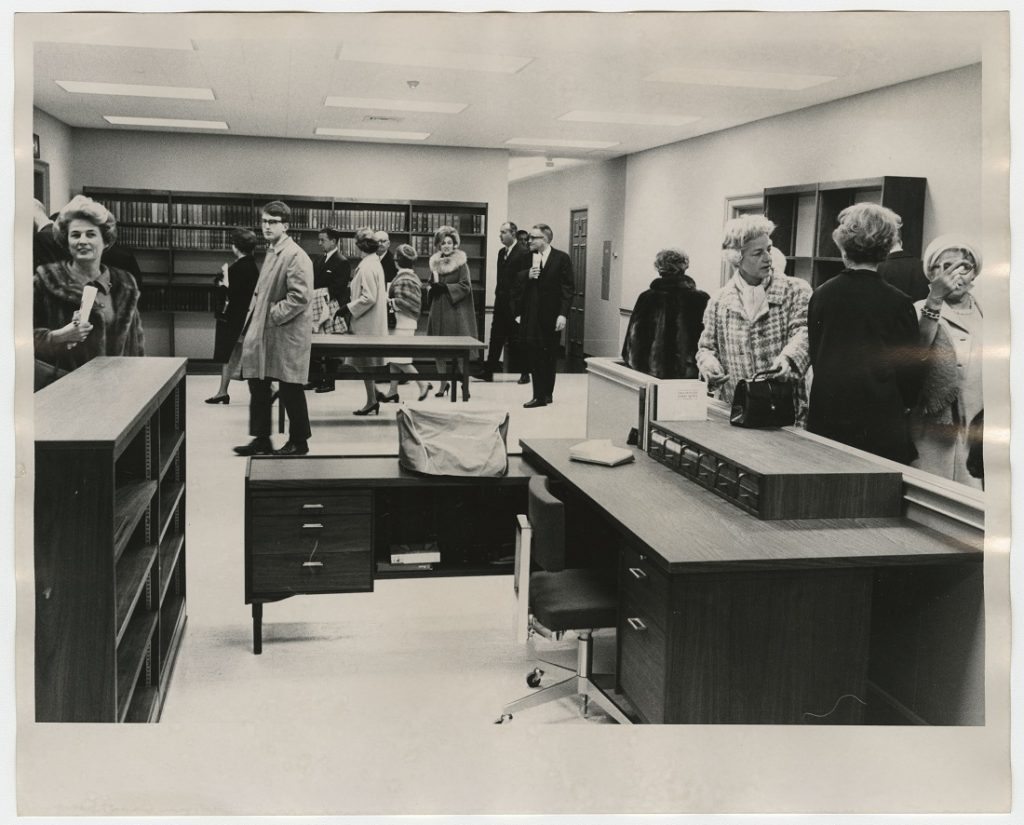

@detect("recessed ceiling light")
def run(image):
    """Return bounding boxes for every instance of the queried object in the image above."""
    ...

[337,43,532,74]
[506,137,619,150]
[104,116,228,130]
[57,80,214,100]
[316,127,430,141]
[325,96,467,114]
[558,110,701,127]
[645,67,835,91]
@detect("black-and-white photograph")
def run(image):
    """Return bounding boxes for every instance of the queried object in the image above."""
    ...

[10,6,1015,819]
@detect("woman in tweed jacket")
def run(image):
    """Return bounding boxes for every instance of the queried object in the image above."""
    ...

[378,244,433,403]
[695,215,811,419]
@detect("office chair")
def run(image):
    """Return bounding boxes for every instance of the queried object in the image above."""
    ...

[496,475,632,724]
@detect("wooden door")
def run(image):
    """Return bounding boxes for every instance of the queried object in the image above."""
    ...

[568,209,587,369]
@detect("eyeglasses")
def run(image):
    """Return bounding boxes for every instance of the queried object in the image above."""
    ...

[260,218,284,225]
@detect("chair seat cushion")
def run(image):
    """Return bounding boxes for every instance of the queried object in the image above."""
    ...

[530,568,618,631]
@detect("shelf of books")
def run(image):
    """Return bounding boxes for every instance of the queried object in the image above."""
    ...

[82,188,489,359]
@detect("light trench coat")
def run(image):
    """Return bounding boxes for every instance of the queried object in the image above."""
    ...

[346,253,388,368]
[237,235,314,384]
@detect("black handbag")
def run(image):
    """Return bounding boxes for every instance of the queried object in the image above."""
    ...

[730,371,796,428]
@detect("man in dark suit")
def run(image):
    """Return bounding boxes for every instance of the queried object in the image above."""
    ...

[877,221,928,301]
[480,221,531,383]
[306,226,352,393]
[33,199,66,269]
[516,223,573,408]
[375,230,398,284]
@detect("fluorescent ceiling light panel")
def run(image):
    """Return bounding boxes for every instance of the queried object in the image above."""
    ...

[104,116,228,129]
[316,127,430,141]
[325,96,467,114]
[645,67,835,90]
[338,43,532,74]
[506,137,619,150]
[43,34,195,50]
[559,110,700,127]
[57,80,214,100]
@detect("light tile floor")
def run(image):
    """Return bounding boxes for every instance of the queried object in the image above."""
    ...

[164,372,622,725]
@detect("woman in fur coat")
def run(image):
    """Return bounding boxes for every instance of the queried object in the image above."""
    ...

[622,248,709,379]
[34,195,144,390]
[425,225,477,399]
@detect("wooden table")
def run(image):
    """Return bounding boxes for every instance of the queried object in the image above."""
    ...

[520,437,983,724]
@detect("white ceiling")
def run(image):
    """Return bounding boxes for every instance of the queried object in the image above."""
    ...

[28,11,983,181]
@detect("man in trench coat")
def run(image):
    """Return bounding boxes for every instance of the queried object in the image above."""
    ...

[234,200,314,456]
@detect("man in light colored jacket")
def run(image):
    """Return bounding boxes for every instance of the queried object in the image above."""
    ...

[234,200,314,456]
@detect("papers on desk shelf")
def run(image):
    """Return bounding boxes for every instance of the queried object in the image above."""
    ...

[569,439,636,467]
[652,378,707,421]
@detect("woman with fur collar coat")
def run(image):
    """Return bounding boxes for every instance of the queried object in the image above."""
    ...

[622,248,709,379]
[425,226,477,398]
[34,195,143,390]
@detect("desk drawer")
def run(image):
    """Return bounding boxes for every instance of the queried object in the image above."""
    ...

[251,515,371,555]
[252,549,372,594]
[620,546,670,616]
[619,595,668,724]
[252,492,371,517]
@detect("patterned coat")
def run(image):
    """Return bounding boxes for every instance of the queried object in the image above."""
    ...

[695,272,812,408]
[237,235,313,384]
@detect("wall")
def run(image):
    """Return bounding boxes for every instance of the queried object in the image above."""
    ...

[67,130,510,307]
[33,108,74,209]
[620,64,981,339]
[508,157,627,357]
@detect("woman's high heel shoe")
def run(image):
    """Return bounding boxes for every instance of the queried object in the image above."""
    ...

[418,383,434,402]
[353,402,380,416]
[205,394,230,405]
[377,392,400,403]
[435,383,450,398]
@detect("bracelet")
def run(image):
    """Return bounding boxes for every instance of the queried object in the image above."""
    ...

[920,305,941,321]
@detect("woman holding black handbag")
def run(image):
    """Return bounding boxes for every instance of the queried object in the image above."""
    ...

[206,228,259,404]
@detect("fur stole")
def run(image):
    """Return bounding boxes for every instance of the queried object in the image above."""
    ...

[429,249,468,276]
[915,320,960,423]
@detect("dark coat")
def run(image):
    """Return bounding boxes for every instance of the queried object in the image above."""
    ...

[379,249,398,284]
[515,247,574,346]
[314,249,352,305]
[495,242,530,320]
[102,243,142,282]
[877,250,929,302]
[807,268,921,464]
[622,275,709,379]
[425,249,477,337]
[213,255,259,363]
[33,261,144,372]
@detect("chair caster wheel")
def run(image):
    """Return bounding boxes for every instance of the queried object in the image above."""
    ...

[526,668,544,688]
[495,714,513,724]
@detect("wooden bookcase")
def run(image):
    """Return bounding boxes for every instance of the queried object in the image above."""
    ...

[34,357,188,722]
[82,187,489,359]
[763,176,926,288]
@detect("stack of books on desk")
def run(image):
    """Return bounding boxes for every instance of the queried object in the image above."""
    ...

[377,542,441,572]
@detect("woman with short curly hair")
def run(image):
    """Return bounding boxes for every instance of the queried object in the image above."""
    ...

[807,202,921,463]
[34,195,144,390]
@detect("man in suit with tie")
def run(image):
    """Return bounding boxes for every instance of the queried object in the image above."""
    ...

[33,199,66,269]
[480,221,531,383]
[305,226,352,393]
[516,223,574,408]
[374,230,398,284]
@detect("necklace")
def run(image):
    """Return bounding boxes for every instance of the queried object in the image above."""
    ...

[946,294,975,315]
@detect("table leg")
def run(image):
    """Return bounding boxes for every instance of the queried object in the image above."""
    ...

[462,350,470,402]
[451,358,458,403]
[253,602,263,654]
[277,394,285,434]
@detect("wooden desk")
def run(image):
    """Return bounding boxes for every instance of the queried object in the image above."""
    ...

[520,438,982,724]
[244,454,536,653]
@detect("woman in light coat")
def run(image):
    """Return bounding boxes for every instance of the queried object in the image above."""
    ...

[339,226,388,415]
[910,235,984,487]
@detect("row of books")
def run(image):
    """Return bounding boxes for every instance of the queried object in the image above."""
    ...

[297,208,408,232]
[98,199,170,224]
[411,212,485,234]
[118,227,171,247]
[138,286,217,312]
[170,203,255,226]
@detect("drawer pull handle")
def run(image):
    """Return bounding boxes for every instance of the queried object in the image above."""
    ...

[302,503,324,511]
[301,561,324,569]
[628,567,647,580]
[302,523,324,530]
[626,617,647,632]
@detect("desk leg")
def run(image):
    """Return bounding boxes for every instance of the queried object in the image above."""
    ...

[277,394,285,434]
[252,602,263,655]
[461,350,470,402]
[451,358,459,403]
